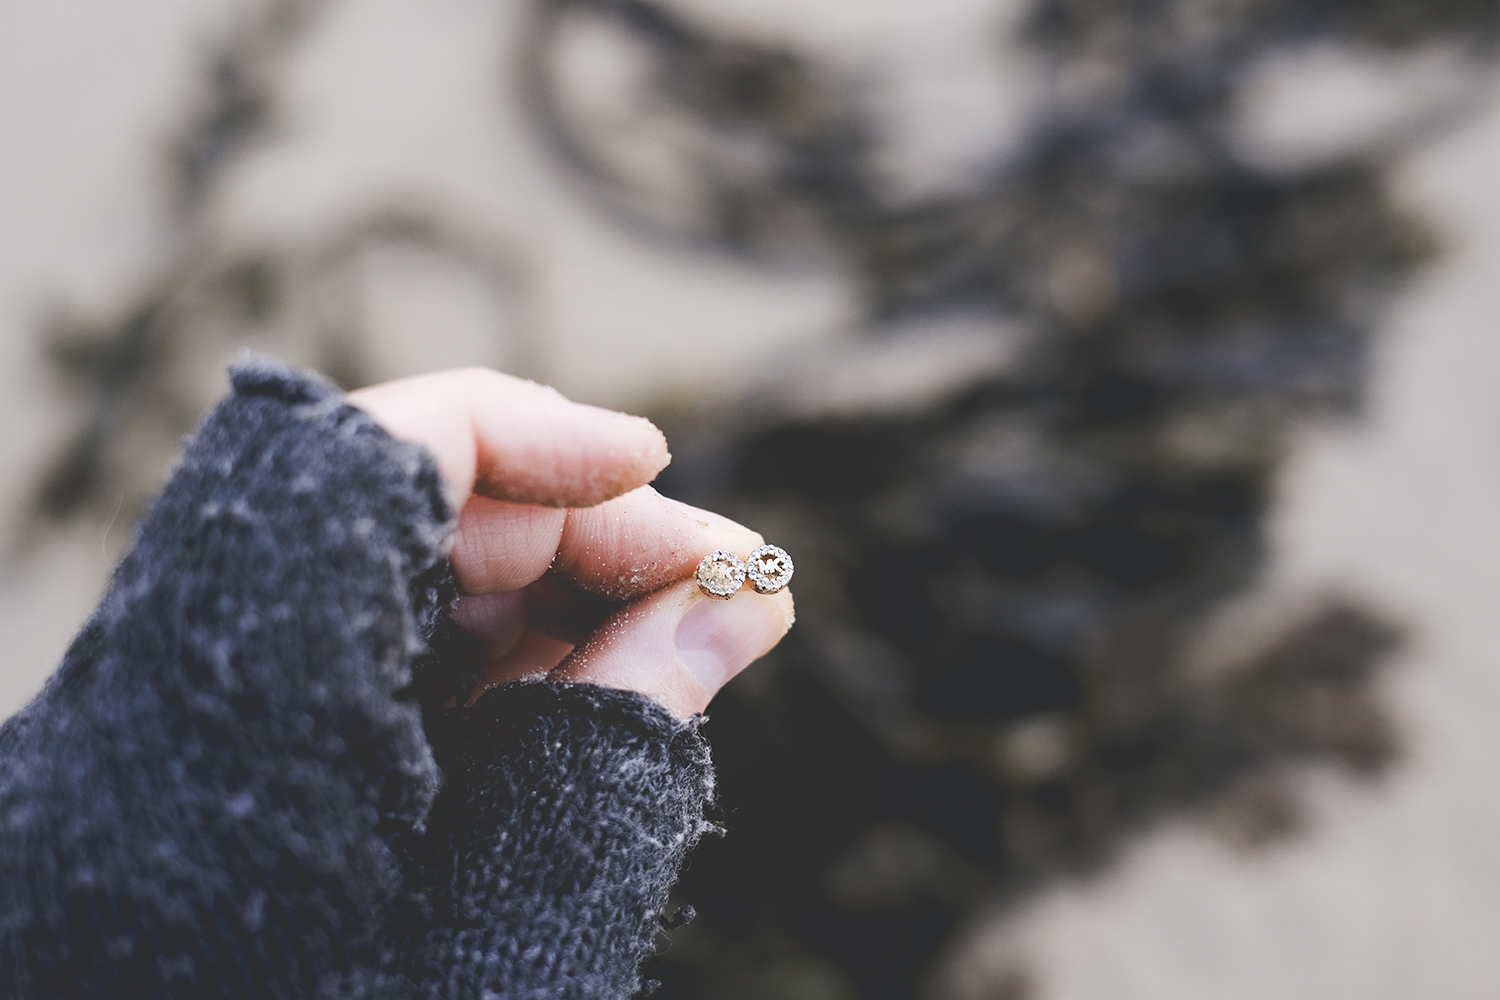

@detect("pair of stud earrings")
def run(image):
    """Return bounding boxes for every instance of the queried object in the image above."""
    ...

[696,544,794,599]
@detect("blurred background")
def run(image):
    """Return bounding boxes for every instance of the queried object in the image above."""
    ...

[2,0,1500,997]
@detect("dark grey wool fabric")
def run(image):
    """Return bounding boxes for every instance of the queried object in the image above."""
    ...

[0,359,716,999]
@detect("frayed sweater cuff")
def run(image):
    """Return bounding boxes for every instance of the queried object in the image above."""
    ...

[401,682,716,1000]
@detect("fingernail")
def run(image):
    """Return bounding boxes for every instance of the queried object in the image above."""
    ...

[674,593,790,695]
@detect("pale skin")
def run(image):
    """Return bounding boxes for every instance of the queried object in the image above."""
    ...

[348,368,794,718]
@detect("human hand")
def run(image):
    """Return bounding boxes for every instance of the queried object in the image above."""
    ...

[349,369,793,717]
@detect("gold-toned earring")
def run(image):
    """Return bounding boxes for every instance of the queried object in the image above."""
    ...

[696,550,747,599]
[746,544,794,595]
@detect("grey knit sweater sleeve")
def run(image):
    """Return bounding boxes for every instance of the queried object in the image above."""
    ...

[0,359,715,999]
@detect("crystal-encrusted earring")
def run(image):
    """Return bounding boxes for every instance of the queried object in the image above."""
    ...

[746,544,794,594]
[696,550,747,598]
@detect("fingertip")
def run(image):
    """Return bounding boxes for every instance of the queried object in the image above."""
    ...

[351,367,671,509]
[674,587,792,697]
[599,416,672,501]
[549,578,794,718]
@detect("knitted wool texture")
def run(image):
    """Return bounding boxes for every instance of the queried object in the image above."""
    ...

[0,359,715,999]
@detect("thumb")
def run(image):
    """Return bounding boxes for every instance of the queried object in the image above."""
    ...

[548,578,794,717]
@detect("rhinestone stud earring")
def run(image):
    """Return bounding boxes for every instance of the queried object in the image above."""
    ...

[696,550,748,598]
[746,544,794,595]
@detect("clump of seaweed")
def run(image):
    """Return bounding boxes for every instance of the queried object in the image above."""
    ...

[518,0,1495,997]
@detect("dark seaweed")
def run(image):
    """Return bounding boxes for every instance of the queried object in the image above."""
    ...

[520,1,1492,996]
